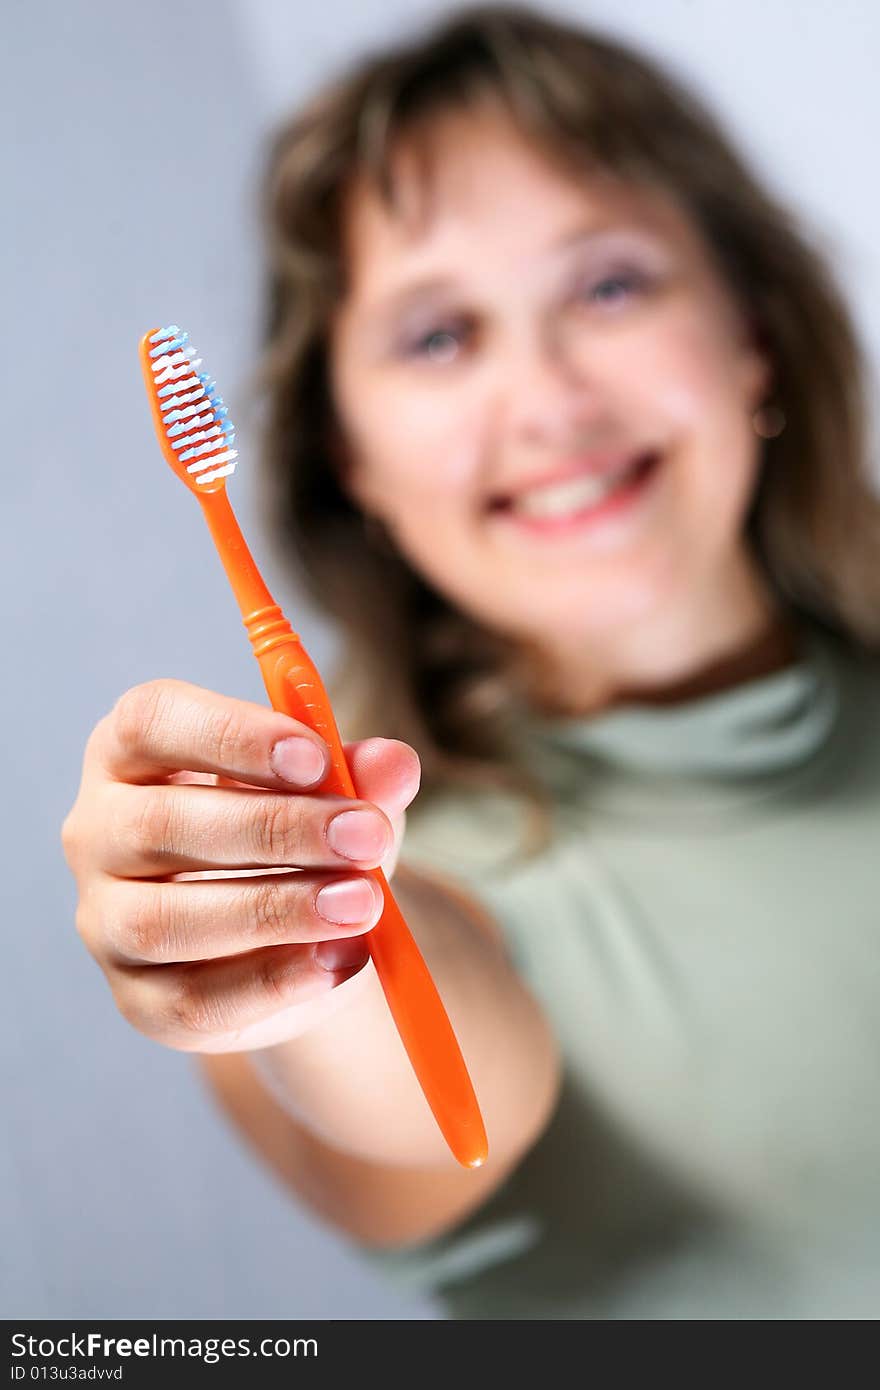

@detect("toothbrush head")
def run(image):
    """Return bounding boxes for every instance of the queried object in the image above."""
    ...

[139,326,237,494]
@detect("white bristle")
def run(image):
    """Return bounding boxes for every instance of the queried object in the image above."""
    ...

[152,349,190,372]
[154,361,186,385]
[161,387,205,414]
[169,411,214,437]
[147,325,237,487]
[172,425,224,452]
[181,436,229,461]
[163,398,207,424]
[158,374,201,398]
[195,458,238,485]
[155,357,202,385]
[187,448,238,474]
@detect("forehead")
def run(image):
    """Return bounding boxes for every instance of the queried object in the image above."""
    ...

[337,103,701,291]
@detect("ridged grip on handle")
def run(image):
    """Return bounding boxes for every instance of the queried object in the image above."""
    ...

[255,627,489,1170]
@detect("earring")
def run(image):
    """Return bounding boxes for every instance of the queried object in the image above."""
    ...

[752,400,787,439]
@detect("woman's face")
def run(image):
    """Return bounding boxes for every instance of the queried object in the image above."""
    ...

[328,103,772,655]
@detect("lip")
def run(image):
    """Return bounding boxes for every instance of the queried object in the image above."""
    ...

[488,449,656,507]
[487,449,662,536]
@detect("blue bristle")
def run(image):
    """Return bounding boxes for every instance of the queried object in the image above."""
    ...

[149,325,179,344]
[149,332,188,359]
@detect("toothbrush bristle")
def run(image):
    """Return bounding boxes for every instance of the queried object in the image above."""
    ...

[146,325,238,487]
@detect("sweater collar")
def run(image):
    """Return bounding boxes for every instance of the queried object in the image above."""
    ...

[509,619,846,822]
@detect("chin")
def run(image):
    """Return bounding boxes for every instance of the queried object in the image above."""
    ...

[526,559,682,636]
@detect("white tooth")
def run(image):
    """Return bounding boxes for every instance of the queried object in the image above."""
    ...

[510,463,638,518]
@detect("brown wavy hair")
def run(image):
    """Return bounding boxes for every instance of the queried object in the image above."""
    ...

[250,2,880,859]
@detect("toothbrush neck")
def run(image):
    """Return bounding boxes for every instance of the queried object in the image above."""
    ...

[198,488,301,654]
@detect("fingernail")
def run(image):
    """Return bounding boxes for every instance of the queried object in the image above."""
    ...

[316,877,379,924]
[270,737,327,787]
[326,809,391,861]
[315,937,371,972]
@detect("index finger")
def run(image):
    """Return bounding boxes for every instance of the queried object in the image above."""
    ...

[89,678,332,791]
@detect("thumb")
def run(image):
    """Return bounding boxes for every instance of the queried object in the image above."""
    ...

[341,738,422,824]
[342,738,421,882]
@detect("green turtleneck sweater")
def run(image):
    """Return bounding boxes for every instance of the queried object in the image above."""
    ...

[353,619,880,1319]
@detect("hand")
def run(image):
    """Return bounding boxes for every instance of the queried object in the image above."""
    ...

[61,679,421,1054]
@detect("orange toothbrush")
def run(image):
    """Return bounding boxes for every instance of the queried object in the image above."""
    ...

[139,325,488,1170]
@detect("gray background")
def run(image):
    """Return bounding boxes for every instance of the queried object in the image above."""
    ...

[3,0,878,1319]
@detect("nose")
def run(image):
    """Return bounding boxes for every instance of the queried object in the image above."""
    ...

[494,320,606,450]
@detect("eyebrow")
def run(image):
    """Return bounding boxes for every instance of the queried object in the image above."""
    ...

[365,220,662,323]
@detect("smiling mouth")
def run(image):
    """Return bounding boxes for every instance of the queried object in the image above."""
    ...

[487,450,661,521]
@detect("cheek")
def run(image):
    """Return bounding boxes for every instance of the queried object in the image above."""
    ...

[622,303,744,428]
[624,310,762,519]
[347,373,483,510]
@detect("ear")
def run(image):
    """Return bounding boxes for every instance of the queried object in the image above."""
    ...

[739,312,776,411]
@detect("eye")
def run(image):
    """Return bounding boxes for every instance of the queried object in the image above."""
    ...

[578,269,647,309]
[399,322,469,362]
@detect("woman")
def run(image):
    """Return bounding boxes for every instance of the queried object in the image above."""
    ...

[62,6,880,1317]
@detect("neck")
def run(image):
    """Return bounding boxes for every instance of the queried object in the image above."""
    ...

[514,549,802,719]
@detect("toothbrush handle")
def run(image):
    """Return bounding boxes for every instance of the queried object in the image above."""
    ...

[257,638,489,1171]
